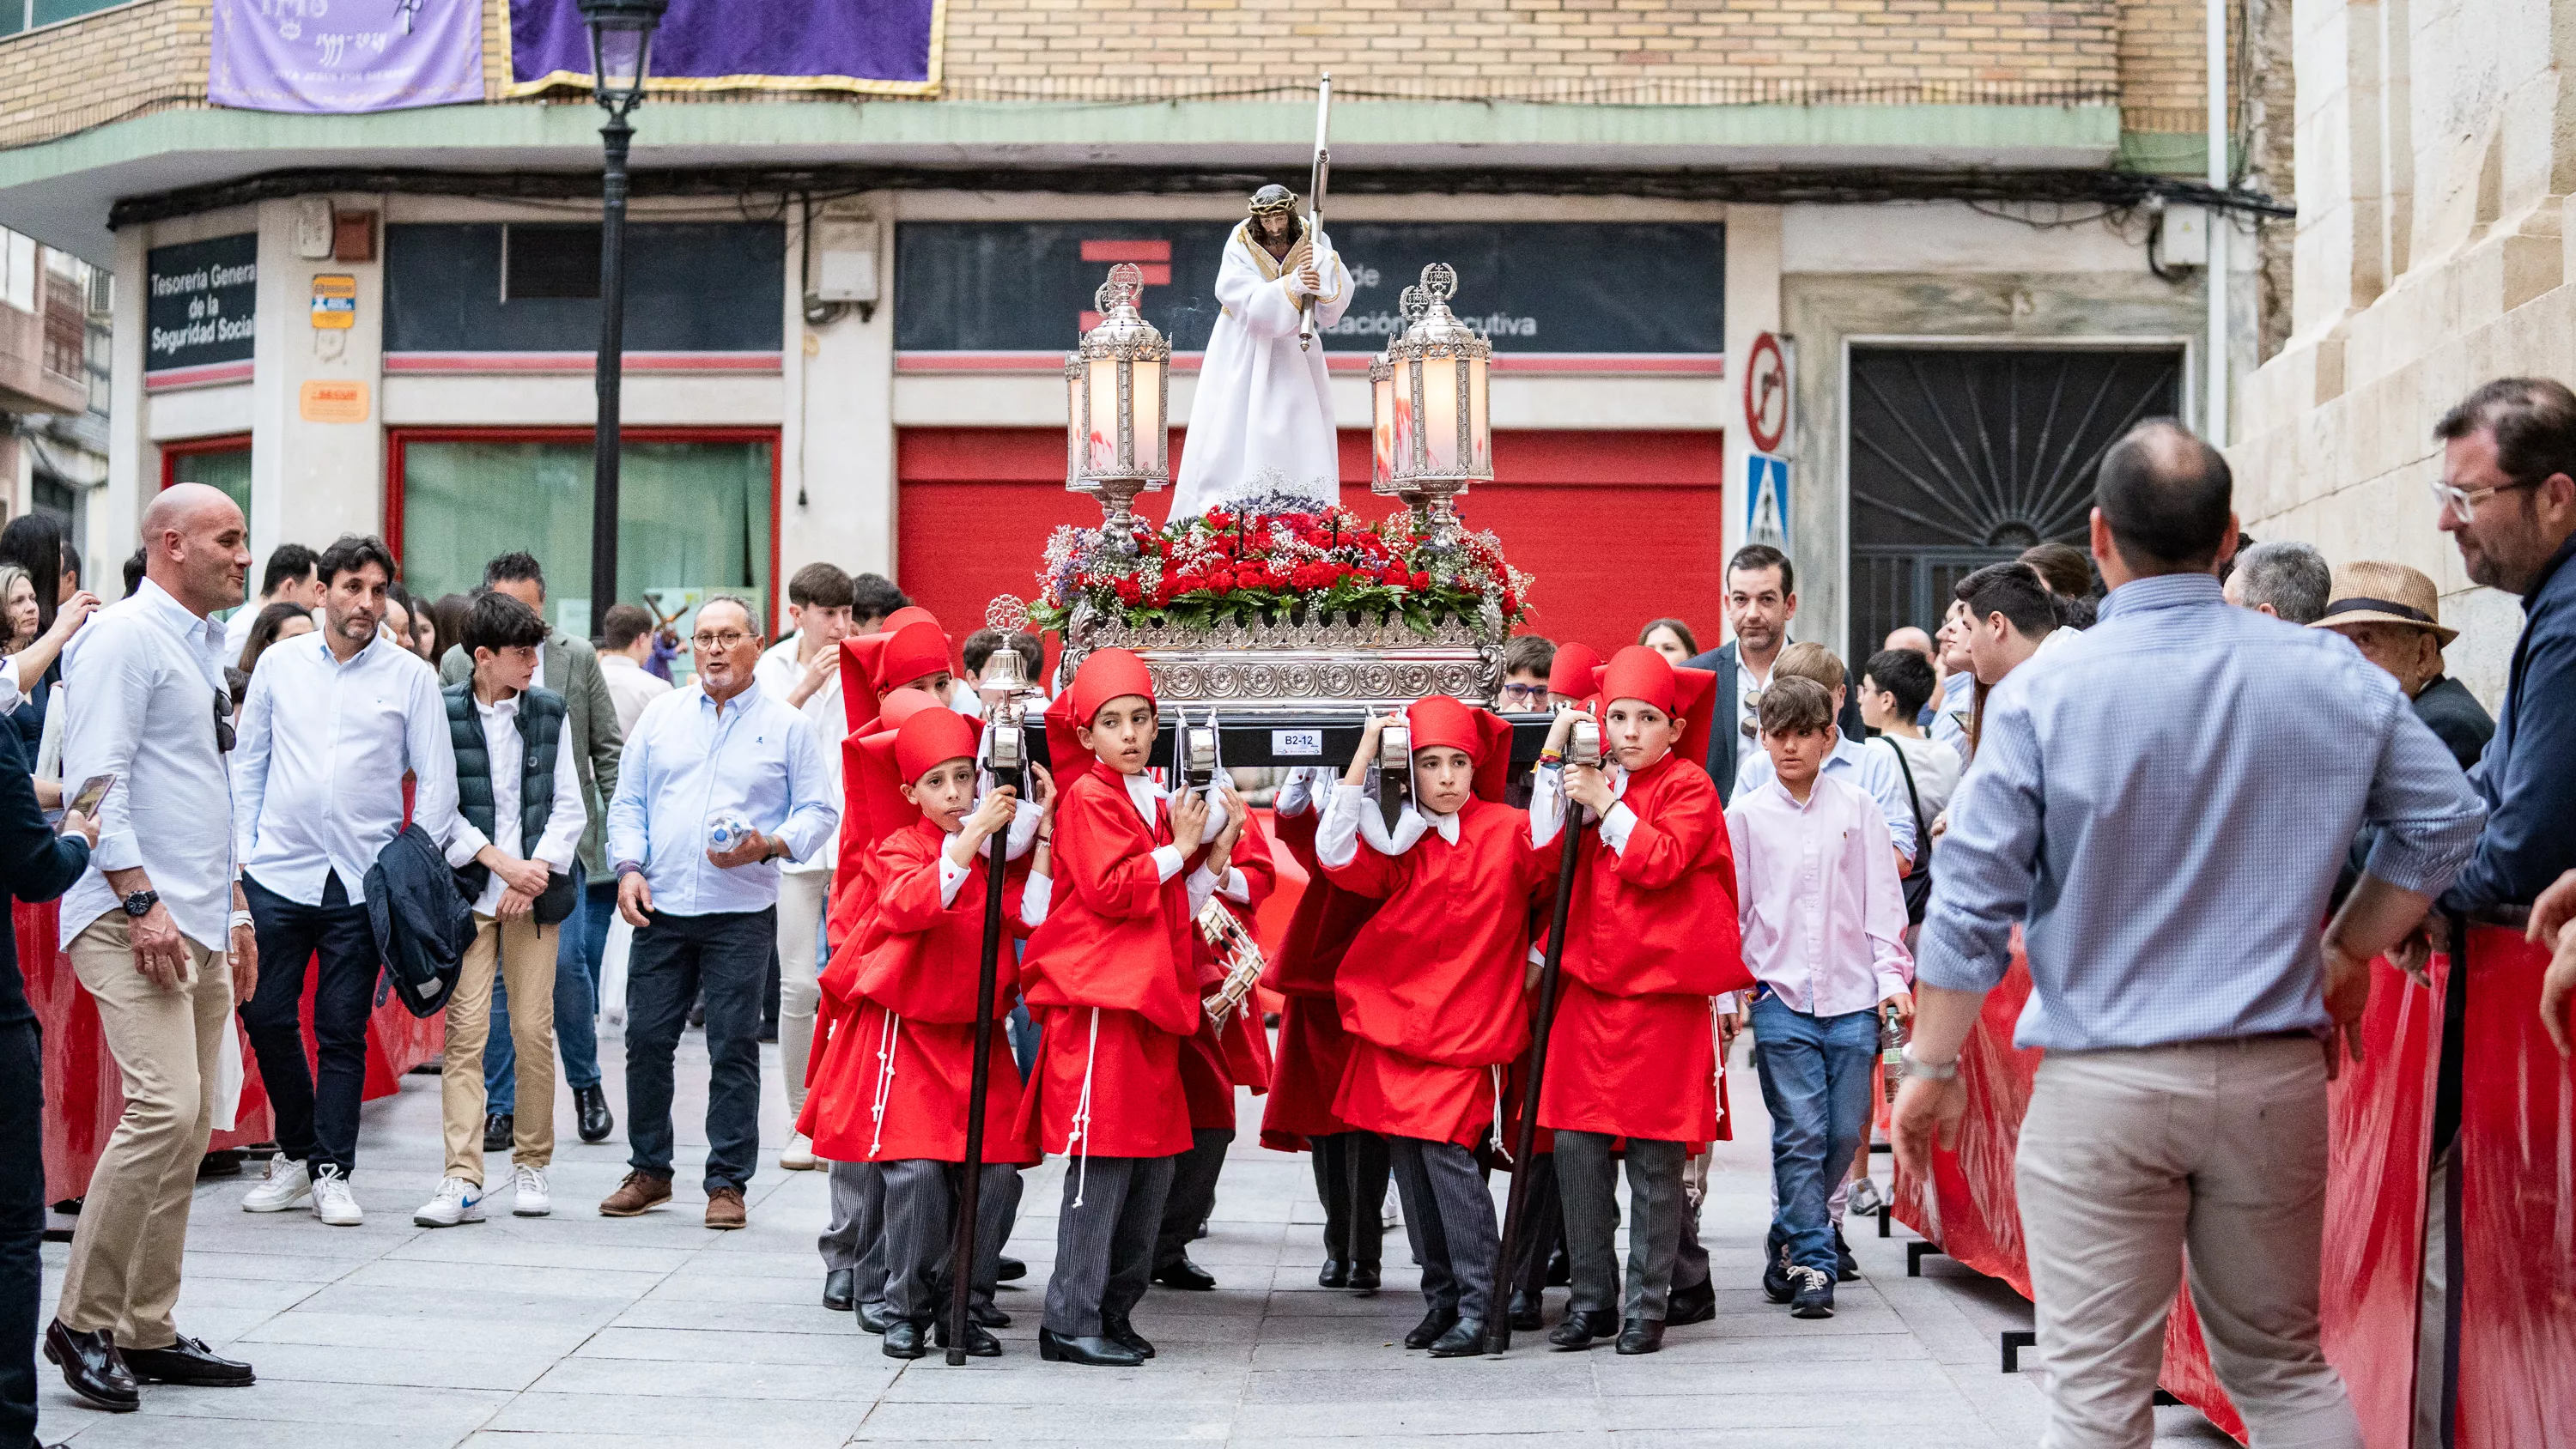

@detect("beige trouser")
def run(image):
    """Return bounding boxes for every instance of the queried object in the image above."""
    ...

[2016,1034,2362,1449]
[441,913,557,1185]
[775,867,829,1120]
[55,917,230,1351]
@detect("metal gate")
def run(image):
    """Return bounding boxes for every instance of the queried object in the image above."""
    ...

[1847,345,2181,662]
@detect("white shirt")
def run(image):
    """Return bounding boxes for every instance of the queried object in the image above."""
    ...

[1526,759,1642,854]
[1314,781,1458,868]
[0,653,27,716]
[599,653,673,738]
[755,636,844,877]
[605,679,839,918]
[234,631,461,906]
[1735,731,1919,863]
[1874,732,1961,833]
[1117,770,1249,913]
[1726,773,1913,1017]
[58,580,236,949]
[222,602,258,664]
[1735,650,1773,749]
[1929,669,1975,760]
[443,690,588,918]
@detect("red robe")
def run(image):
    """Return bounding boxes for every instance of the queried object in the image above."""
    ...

[1534,750,1747,1143]
[799,821,1038,1165]
[1259,805,1383,1150]
[1321,797,1554,1147]
[1015,769,1199,1160]
[1177,809,1278,1131]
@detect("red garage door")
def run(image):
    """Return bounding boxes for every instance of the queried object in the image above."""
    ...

[896,428,1725,664]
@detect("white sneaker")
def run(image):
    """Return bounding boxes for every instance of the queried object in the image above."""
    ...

[1849,1175,1888,1216]
[779,1133,817,1171]
[240,1156,311,1213]
[413,1176,485,1228]
[512,1164,551,1217]
[311,1166,363,1227]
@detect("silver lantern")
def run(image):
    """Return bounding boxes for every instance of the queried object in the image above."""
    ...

[1372,264,1492,553]
[1065,263,1170,551]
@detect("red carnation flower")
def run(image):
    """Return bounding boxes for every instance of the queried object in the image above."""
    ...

[1412,571,1431,590]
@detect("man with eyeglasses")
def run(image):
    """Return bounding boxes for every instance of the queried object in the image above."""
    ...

[46,483,262,1411]
[2409,379,2576,940]
[600,596,837,1230]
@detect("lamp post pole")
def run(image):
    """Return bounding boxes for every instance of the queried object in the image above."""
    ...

[590,106,633,640]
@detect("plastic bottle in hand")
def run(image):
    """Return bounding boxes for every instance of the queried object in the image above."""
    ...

[1880,1003,1908,1104]
[706,810,756,856]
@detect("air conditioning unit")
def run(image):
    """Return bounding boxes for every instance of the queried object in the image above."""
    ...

[83,266,112,318]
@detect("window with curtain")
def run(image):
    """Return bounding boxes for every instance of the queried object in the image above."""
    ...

[398,437,774,652]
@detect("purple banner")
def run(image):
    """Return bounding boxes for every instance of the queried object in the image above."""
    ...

[210,0,486,115]
[507,0,939,97]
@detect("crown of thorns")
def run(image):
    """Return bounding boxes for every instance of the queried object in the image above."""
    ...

[1248,185,1299,215]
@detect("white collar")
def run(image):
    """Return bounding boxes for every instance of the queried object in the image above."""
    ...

[473,690,521,721]
[1419,807,1461,846]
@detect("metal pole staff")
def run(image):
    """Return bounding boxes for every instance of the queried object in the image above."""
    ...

[1483,795,1586,1355]
[588,109,633,640]
[946,759,1018,1364]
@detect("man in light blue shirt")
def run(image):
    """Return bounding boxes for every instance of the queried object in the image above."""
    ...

[601,596,836,1229]
[1892,421,2482,1447]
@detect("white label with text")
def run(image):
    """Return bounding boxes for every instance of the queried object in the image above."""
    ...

[1272,730,1324,758]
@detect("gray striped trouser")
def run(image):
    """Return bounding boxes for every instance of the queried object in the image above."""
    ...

[881,1158,1025,1322]
[820,1159,886,1309]
[1043,1154,1175,1337]
[1388,1136,1501,1322]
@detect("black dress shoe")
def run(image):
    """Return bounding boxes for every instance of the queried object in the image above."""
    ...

[933,1318,1003,1357]
[822,1269,856,1312]
[1151,1255,1216,1291]
[1834,1227,1860,1282]
[1546,1308,1619,1350]
[121,1334,254,1386]
[857,1300,893,1334]
[482,1112,513,1153]
[995,1255,1027,1282]
[1613,1316,1665,1355]
[42,1321,137,1412]
[970,1301,1011,1328]
[574,1085,614,1143]
[1666,1277,1716,1326]
[1403,1307,1458,1350]
[1347,1261,1381,1294]
[1316,1258,1349,1288]
[1508,1288,1544,1331]
[1101,1314,1155,1360]
[1544,1246,1571,1287]
[1037,1327,1144,1367]
[1426,1316,1486,1358]
[882,1319,930,1359]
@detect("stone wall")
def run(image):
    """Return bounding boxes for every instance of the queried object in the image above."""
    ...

[2228,0,2574,706]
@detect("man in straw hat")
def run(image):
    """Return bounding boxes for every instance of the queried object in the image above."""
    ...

[2310,561,2492,773]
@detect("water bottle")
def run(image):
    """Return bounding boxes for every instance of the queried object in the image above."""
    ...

[1880,1003,1907,1104]
[706,810,756,855]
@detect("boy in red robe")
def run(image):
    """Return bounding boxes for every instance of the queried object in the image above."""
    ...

[1018,649,1248,1367]
[1258,766,1391,1292]
[1528,646,1749,1355]
[831,709,1054,1359]
[1317,697,1554,1356]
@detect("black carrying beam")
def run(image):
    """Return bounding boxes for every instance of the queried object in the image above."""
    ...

[1019,712,1555,772]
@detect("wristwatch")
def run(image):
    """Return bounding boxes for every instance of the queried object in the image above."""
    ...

[1900,1044,1960,1082]
[119,889,160,919]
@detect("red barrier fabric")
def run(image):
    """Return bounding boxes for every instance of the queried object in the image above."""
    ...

[1893,928,2576,1447]
[2453,925,2576,1446]
[24,900,442,1203]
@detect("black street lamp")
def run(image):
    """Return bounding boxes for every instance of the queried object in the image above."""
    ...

[579,0,667,639]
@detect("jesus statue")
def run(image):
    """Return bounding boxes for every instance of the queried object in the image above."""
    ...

[1169,184,1354,518]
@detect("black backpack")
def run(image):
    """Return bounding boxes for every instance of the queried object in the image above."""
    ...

[1878,737,1935,925]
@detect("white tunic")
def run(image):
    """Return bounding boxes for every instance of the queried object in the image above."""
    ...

[1169,221,1354,518]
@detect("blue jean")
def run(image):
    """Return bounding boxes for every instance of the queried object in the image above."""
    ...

[1752,992,1881,1276]
[486,864,603,1108]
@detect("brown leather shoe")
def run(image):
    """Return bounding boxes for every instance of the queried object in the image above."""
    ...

[598,1171,672,1217]
[705,1186,747,1230]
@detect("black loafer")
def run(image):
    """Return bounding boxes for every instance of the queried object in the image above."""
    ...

[882,1319,930,1359]
[1508,1289,1544,1331]
[574,1085,614,1144]
[482,1112,513,1153]
[1151,1256,1216,1291]
[1037,1327,1143,1367]
[1316,1258,1349,1288]
[995,1255,1027,1282]
[1666,1277,1716,1326]
[1425,1316,1486,1358]
[933,1318,1003,1357]
[857,1300,893,1334]
[1613,1316,1664,1355]
[1546,1308,1618,1350]
[42,1321,137,1411]
[1102,1314,1156,1360]
[970,1301,1011,1328]
[120,1333,254,1387]
[1834,1228,1860,1283]
[1347,1261,1381,1294]
[1544,1246,1571,1286]
[822,1268,856,1313]
[1403,1307,1458,1350]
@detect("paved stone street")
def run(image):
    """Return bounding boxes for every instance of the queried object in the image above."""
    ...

[36,1030,2230,1448]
